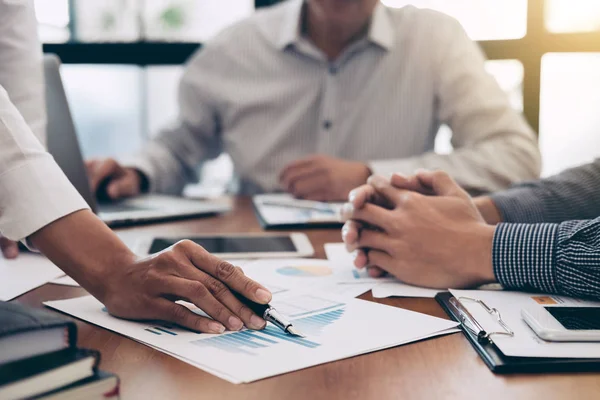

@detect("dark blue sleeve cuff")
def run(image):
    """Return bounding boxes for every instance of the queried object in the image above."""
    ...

[492,223,559,293]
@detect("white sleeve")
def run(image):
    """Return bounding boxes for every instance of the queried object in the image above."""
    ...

[0,85,89,241]
[0,0,46,145]
[369,15,541,194]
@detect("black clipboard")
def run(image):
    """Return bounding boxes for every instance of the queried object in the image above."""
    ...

[435,291,600,373]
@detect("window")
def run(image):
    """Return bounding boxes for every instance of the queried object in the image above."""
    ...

[539,53,600,176]
[545,0,600,33]
[35,0,254,43]
[381,0,528,40]
[37,0,600,182]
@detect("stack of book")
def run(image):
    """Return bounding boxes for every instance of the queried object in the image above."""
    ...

[0,301,119,399]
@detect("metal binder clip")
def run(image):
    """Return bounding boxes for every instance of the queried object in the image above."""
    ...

[450,296,514,344]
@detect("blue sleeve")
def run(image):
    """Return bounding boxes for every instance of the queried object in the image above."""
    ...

[492,218,600,300]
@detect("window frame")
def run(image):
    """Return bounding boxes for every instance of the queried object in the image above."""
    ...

[41,0,600,134]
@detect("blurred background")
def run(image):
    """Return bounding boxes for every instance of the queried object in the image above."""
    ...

[35,0,600,192]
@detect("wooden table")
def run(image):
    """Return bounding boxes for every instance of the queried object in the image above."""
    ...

[15,198,600,399]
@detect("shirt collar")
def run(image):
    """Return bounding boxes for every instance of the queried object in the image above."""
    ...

[367,3,395,51]
[275,0,305,50]
[270,0,395,52]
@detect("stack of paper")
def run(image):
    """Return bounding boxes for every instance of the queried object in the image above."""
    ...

[0,254,65,301]
[46,291,458,383]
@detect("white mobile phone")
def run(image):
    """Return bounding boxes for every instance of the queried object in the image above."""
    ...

[521,305,600,342]
[135,233,314,259]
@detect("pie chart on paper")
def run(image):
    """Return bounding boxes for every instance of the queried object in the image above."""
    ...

[276,265,333,277]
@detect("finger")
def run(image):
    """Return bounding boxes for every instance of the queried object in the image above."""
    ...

[155,299,226,334]
[285,168,326,197]
[162,275,244,331]
[279,156,319,183]
[366,250,394,274]
[178,241,272,304]
[367,266,386,278]
[390,173,434,195]
[202,274,267,330]
[89,158,120,193]
[368,175,421,207]
[85,159,100,174]
[0,238,19,259]
[106,175,137,200]
[348,184,393,210]
[344,202,391,230]
[341,220,362,248]
[356,229,391,251]
[354,249,368,269]
[291,175,331,201]
[415,170,470,199]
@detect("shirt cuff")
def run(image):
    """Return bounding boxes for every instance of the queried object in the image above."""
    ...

[492,223,559,293]
[490,187,546,223]
[0,155,89,241]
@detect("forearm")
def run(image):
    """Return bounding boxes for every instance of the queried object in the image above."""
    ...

[370,137,540,195]
[492,219,600,300]
[29,210,136,302]
[491,159,600,223]
[120,133,200,195]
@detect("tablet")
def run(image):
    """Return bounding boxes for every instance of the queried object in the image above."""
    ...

[135,233,314,259]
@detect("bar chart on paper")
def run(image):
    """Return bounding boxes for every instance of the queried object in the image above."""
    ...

[191,295,346,355]
[46,292,459,383]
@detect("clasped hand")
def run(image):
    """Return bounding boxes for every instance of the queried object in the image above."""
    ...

[340,171,497,289]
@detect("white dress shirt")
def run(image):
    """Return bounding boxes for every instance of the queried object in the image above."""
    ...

[0,85,88,241]
[124,0,541,196]
[0,0,46,144]
[0,0,88,241]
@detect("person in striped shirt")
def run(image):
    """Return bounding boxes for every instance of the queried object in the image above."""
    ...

[340,161,600,300]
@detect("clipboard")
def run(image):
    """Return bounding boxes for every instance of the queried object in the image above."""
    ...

[435,291,600,373]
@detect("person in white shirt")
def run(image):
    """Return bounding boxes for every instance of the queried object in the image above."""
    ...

[88,0,540,203]
[0,0,272,334]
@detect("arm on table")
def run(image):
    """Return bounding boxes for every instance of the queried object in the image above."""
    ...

[369,14,541,194]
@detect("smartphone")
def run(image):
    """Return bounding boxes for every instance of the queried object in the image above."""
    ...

[522,305,600,342]
[135,233,314,259]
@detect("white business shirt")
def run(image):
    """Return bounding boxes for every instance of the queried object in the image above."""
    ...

[0,85,88,240]
[0,0,46,144]
[124,0,541,196]
[0,0,88,241]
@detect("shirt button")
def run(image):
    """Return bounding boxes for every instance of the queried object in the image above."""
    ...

[323,120,332,130]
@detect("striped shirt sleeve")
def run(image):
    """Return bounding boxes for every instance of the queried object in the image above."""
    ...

[490,159,600,224]
[493,219,600,300]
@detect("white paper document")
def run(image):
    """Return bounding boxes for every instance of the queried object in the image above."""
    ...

[0,254,64,301]
[46,292,458,383]
[450,289,600,359]
[241,258,386,295]
[253,194,343,226]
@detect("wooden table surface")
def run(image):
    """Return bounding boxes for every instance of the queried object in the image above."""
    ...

[15,197,600,400]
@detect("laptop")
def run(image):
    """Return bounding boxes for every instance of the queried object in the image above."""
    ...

[43,54,231,227]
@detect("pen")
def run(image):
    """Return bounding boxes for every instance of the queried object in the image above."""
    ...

[261,199,334,213]
[233,292,306,337]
